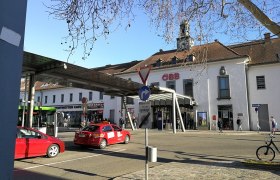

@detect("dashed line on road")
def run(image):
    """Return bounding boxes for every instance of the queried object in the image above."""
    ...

[13,148,126,172]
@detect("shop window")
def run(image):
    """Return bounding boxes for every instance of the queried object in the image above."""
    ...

[256,76,266,89]
[218,76,230,99]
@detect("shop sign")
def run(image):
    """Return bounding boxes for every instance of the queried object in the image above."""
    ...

[162,73,180,81]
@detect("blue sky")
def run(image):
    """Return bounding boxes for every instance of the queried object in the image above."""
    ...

[24,1,264,68]
[24,0,176,68]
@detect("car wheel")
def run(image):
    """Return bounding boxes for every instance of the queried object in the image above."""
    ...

[124,135,130,144]
[47,144,59,158]
[99,139,107,149]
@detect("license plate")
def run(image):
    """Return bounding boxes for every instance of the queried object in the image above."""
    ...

[79,134,85,137]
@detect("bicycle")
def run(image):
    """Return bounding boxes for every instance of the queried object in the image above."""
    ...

[256,134,280,161]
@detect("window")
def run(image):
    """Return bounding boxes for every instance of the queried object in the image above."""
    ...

[37,96,40,104]
[70,93,73,102]
[126,97,134,104]
[89,92,93,101]
[156,59,162,67]
[166,81,176,91]
[256,76,266,89]
[61,94,64,103]
[111,95,115,99]
[218,76,230,99]
[183,79,193,97]
[79,93,82,101]
[171,56,177,64]
[102,125,113,132]
[150,82,159,87]
[44,96,48,104]
[53,95,56,103]
[99,92,104,100]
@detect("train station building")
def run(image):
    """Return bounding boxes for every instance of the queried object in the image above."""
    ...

[20,21,280,132]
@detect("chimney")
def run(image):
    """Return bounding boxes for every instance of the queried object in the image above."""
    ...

[264,33,270,42]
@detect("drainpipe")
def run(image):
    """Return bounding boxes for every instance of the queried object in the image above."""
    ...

[244,59,252,130]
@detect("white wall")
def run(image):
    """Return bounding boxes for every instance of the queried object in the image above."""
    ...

[119,57,250,130]
[248,63,280,130]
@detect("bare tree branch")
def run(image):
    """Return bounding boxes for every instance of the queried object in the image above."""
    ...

[45,0,280,60]
[238,0,280,37]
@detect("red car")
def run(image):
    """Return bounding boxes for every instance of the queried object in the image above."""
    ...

[15,126,65,159]
[74,123,131,149]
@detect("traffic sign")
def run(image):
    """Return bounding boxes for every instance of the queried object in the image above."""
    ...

[138,86,151,101]
[138,66,151,84]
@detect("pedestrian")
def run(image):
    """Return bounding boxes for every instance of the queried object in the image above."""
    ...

[270,116,277,135]
[133,116,138,129]
[257,119,261,133]
[236,117,242,131]
[218,118,223,133]
[120,117,124,129]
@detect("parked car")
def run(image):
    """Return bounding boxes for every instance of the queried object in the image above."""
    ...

[74,123,131,149]
[15,126,65,159]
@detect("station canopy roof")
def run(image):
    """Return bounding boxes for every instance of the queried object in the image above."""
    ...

[22,52,143,96]
[22,52,194,106]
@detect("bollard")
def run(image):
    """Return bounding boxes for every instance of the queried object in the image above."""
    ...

[147,146,157,162]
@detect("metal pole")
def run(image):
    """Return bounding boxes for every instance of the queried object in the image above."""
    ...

[145,128,148,180]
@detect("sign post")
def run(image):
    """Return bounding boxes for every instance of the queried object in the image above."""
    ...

[137,66,152,180]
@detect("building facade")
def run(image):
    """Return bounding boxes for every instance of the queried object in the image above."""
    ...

[20,22,280,131]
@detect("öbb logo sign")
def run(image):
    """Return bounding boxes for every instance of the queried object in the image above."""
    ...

[162,73,180,81]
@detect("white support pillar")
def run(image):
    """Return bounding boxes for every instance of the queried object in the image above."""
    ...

[175,98,185,132]
[172,92,176,134]
[28,74,35,128]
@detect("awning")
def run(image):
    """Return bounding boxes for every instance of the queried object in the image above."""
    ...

[128,86,195,107]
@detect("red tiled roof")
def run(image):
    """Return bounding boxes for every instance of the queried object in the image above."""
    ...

[229,38,280,65]
[123,41,244,73]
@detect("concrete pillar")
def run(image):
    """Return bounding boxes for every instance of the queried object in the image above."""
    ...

[0,0,27,179]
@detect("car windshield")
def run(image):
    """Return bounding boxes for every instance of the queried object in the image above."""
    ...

[82,125,99,132]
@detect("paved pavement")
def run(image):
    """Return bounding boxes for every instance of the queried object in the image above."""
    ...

[58,129,280,180]
[117,130,280,180]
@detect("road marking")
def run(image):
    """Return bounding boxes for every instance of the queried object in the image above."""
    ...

[14,148,126,172]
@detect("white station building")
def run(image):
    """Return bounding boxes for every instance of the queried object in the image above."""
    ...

[20,21,280,132]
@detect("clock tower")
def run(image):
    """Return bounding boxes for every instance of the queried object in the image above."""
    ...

[177,20,194,51]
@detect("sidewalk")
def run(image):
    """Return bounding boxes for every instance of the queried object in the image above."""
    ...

[113,129,279,180]
[114,161,280,180]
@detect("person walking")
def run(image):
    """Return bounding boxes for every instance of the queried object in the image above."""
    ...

[270,116,277,135]
[218,118,223,133]
[257,119,261,133]
[236,117,242,131]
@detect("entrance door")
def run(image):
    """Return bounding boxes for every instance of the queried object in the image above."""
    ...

[258,104,269,131]
[218,105,233,130]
